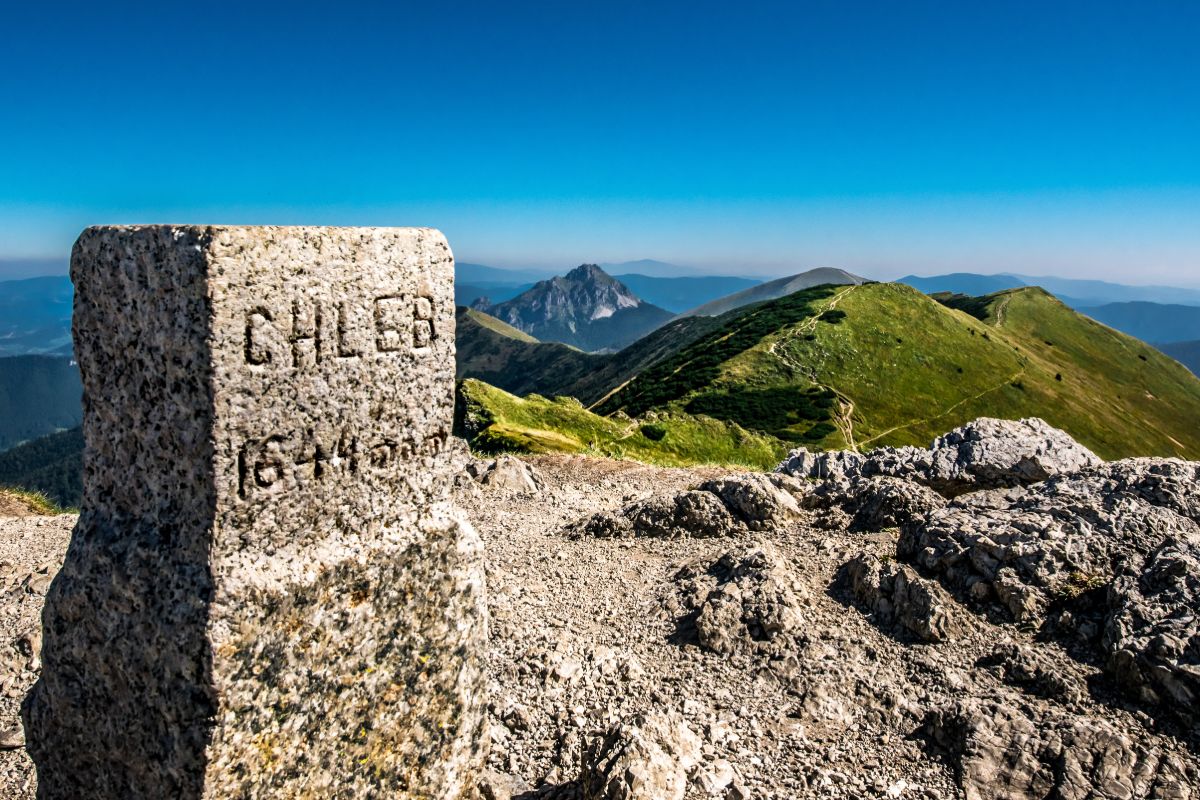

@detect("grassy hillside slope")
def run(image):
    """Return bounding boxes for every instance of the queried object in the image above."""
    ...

[455,307,598,397]
[455,379,786,470]
[463,307,539,342]
[456,306,733,406]
[602,283,1200,459]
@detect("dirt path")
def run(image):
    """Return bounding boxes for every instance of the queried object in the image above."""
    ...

[833,394,857,451]
[765,285,861,449]
[993,295,1012,327]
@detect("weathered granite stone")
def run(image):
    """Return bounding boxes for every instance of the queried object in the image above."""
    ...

[23,226,487,798]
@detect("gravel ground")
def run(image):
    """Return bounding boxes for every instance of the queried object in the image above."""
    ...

[0,510,73,799]
[464,455,964,798]
[2,453,1197,799]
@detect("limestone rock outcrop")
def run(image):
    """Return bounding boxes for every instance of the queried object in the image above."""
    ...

[897,467,1200,625]
[673,543,807,656]
[841,552,965,643]
[923,698,1198,799]
[467,454,546,493]
[569,474,804,539]
[1104,538,1200,721]
[778,417,1101,496]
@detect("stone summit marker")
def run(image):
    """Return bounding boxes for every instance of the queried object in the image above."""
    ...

[23,226,486,798]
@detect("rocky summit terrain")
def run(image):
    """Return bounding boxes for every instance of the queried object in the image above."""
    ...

[3,417,1200,799]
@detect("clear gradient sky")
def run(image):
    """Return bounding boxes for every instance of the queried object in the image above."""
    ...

[2,1,1198,283]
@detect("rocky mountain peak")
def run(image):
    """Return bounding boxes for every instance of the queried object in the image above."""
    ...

[563,262,610,282]
[470,264,673,352]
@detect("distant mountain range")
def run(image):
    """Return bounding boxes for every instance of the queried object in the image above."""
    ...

[0,275,74,357]
[0,258,67,281]
[470,264,675,352]
[608,274,761,314]
[682,268,867,317]
[457,262,558,284]
[456,261,761,314]
[1159,341,1200,376]
[0,355,81,451]
[1075,302,1200,346]
[899,272,1200,308]
[599,259,716,278]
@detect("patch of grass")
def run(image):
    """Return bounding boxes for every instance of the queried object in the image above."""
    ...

[1052,570,1109,600]
[455,379,787,470]
[0,486,68,515]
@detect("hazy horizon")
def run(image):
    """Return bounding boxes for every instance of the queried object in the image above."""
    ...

[6,252,1200,292]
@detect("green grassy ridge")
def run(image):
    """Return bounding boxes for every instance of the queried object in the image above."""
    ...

[463,307,540,342]
[718,283,1028,450]
[597,285,841,417]
[455,378,787,470]
[600,282,1200,459]
[968,287,1200,459]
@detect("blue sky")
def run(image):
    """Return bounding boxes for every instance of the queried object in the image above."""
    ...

[2,1,1198,283]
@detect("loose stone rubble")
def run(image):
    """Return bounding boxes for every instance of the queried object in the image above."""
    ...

[21,226,486,799]
[569,474,804,539]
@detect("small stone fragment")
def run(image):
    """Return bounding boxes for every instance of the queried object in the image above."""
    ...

[581,711,702,800]
[842,552,964,643]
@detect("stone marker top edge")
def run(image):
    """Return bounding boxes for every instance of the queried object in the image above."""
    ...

[74,223,450,239]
